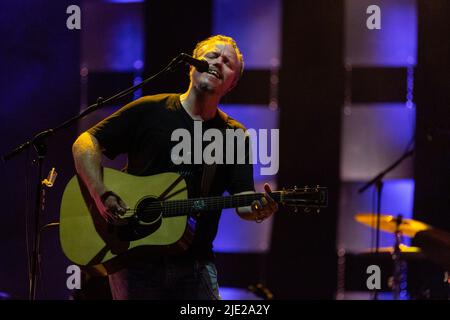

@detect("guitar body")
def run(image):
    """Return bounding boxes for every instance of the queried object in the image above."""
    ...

[59,168,193,275]
[60,167,327,275]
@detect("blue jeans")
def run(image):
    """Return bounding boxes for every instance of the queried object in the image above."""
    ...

[108,256,221,300]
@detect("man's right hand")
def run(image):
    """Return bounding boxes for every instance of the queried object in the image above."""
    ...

[97,191,130,226]
[72,133,131,226]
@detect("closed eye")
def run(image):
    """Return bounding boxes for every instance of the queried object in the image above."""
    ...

[206,52,219,59]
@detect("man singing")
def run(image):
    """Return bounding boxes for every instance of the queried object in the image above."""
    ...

[72,35,278,300]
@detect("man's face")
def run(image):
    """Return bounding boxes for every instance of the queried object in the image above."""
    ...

[191,41,240,97]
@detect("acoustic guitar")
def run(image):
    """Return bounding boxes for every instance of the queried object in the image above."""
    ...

[59,167,327,274]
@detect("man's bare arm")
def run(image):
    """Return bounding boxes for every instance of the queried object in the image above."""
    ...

[72,132,107,199]
[72,132,127,224]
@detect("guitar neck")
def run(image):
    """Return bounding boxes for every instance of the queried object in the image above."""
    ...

[162,192,283,217]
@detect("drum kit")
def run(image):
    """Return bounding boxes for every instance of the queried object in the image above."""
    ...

[354,213,450,299]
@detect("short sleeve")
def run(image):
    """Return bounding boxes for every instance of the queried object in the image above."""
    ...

[87,97,147,159]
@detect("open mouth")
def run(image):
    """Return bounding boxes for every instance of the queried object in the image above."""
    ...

[207,69,221,79]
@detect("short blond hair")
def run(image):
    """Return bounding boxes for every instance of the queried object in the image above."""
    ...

[193,35,245,85]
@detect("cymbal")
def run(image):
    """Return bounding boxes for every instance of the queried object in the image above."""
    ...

[360,244,421,254]
[377,244,420,253]
[357,244,424,259]
[355,213,430,237]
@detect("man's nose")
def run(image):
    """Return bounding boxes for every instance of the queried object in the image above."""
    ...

[212,57,224,66]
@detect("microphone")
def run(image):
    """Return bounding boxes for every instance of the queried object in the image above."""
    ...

[178,53,209,73]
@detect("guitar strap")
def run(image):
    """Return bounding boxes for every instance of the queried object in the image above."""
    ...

[200,163,217,197]
[200,109,229,197]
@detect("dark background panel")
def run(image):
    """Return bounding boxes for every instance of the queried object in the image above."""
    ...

[215,252,269,288]
[87,71,135,105]
[221,70,271,105]
[267,0,344,299]
[414,0,450,233]
[351,67,407,103]
[143,0,213,95]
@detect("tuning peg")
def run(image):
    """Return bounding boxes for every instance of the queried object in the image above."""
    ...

[304,207,311,213]
[294,206,298,213]
[316,208,321,214]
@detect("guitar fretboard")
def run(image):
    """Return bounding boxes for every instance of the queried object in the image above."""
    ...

[161,192,283,217]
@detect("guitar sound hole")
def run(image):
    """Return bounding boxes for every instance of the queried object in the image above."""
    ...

[116,197,163,241]
[135,196,163,224]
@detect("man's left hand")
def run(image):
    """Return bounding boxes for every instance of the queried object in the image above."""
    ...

[251,183,278,222]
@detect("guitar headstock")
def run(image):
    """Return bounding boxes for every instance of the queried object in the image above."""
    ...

[281,185,328,213]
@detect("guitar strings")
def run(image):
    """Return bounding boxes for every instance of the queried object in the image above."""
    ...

[122,192,280,216]
[124,193,270,213]
[123,192,318,214]
[121,191,317,217]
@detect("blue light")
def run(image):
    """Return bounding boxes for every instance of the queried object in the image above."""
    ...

[219,287,262,300]
[380,0,417,65]
[345,0,417,66]
[338,179,416,252]
[83,1,144,71]
[133,59,144,70]
[341,104,416,181]
[219,105,279,182]
[213,0,281,69]
[109,19,144,70]
[370,178,415,248]
[0,291,11,300]
[107,0,144,3]
[133,76,143,100]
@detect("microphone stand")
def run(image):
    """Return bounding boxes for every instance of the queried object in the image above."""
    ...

[358,148,414,299]
[1,53,186,300]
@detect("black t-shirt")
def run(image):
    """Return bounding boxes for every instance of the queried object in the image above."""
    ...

[88,93,254,260]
